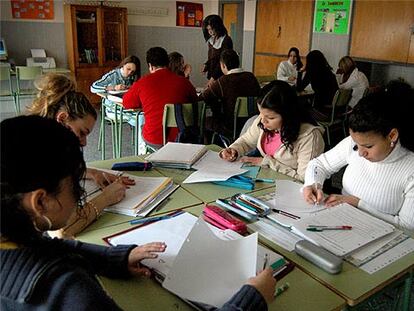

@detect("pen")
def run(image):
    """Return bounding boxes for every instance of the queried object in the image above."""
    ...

[219,134,229,148]
[306,225,352,231]
[255,178,275,183]
[263,254,268,270]
[130,212,180,225]
[274,282,290,297]
[272,208,300,220]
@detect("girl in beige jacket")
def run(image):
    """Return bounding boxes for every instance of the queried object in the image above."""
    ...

[220,80,325,182]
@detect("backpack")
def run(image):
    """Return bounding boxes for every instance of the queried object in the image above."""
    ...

[174,103,203,144]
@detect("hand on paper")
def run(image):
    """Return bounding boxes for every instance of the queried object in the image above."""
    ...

[239,156,263,166]
[219,148,238,162]
[324,194,359,208]
[101,181,127,206]
[88,168,135,189]
[247,268,276,304]
[114,84,127,91]
[128,242,167,277]
[303,184,324,205]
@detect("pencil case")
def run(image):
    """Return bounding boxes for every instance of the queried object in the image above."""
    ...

[203,205,247,234]
[212,175,255,190]
[111,162,152,171]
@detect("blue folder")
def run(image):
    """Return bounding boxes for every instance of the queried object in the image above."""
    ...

[212,175,255,190]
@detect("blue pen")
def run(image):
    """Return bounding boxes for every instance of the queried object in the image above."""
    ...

[130,211,183,225]
[255,178,275,183]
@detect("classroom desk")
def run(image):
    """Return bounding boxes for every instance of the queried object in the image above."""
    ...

[204,188,414,309]
[76,218,346,311]
[84,156,203,232]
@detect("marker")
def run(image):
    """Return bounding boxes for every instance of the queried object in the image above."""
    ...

[274,282,290,297]
[306,225,352,232]
[272,208,300,220]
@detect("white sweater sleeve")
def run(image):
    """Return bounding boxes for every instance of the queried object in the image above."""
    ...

[276,61,290,81]
[304,136,352,186]
[359,175,414,232]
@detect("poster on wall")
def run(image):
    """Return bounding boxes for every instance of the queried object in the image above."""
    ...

[11,0,54,20]
[176,2,203,27]
[313,0,351,34]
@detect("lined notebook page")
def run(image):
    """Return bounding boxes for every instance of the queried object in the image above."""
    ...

[146,142,206,165]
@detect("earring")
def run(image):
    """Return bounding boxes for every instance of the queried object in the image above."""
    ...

[33,215,53,232]
[390,141,395,148]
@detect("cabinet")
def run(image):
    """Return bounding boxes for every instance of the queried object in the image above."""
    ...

[254,0,313,76]
[350,1,414,64]
[64,4,128,104]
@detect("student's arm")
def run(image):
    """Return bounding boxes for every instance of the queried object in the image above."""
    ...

[200,79,221,104]
[229,117,262,156]
[276,62,289,81]
[91,70,116,94]
[339,70,359,90]
[262,127,325,182]
[122,81,142,109]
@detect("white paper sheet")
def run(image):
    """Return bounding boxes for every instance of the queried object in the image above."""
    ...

[183,150,247,183]
[163,219,258,307]
[108,212,198,277]
[31,48,46,58]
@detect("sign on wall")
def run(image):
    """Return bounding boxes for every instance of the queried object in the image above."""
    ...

[11,0,54,20]
[313,0,351,34]
[176,2,203,27]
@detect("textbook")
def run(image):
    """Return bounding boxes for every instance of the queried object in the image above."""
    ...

[84,170,176,217]
[146,142,207,169]
[104,212,290,308]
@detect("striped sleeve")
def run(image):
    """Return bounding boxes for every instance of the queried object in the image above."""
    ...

[90,70,117,93]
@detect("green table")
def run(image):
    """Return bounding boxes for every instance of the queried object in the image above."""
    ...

[77,219,346,311]
[211,188,414,309]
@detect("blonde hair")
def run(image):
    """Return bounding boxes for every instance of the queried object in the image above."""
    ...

[28,73,96,120]
[338,56,356,75]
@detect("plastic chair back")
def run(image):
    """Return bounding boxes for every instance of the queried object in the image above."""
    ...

[16,66,42,81]
[0,65,13,96]
[233,96,257,140]
[330,89,352,123]
[162,103,196,145]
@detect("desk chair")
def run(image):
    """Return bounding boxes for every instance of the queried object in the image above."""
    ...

[98,99,143,159]
[15,66,42,114]
[255,75,275,86]
[0,65,17,114]
[317,89,352,146]
[211,96,257,144]
[162,101,205,146]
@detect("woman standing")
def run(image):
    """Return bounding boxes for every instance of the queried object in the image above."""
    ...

[202,14,233,87]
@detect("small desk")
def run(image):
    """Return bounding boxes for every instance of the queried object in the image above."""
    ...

[77,219,346,311]
[97,92,144,158]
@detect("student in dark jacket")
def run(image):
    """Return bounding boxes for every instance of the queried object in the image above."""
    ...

[200,49,261,138]
[297,50,339,122]
[0,115,276,311]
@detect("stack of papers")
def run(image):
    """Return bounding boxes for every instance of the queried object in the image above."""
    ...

[85,170,177,217]
[105,212,286,307]
[146,142,207,169]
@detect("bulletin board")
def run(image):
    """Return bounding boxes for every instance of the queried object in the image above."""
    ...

[176,2,203,27]
[11,0,54,20]
[313,0,351,34]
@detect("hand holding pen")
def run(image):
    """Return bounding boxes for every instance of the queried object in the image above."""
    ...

[302,183,324,205]
[219,147,238,162]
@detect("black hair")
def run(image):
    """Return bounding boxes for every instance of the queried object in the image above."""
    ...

[202,14,228,41]
[146,47,169,68]
[257,80,317,152]
[1,116,86,245]
[349,84,414,152]
[220,49,239,70]
[305,50,333,79]
[288,47,303,70]
[168,51,184,76]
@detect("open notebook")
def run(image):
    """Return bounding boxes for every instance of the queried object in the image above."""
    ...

[85,169,177,217]
[104,212,289,307]
[261,180,395,257]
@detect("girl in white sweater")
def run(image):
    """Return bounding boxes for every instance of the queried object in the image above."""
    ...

[303,87,414,232]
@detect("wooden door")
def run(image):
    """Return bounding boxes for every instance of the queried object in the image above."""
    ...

[350,1,414,64]
[222,2,244,57]
[254,0,313,75]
